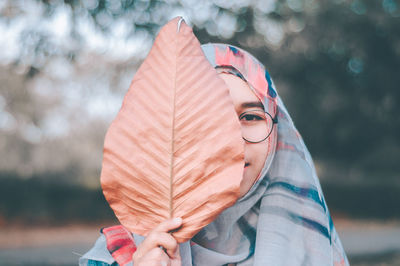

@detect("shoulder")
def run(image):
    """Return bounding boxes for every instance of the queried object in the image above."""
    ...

[79,225,136,266]
[79,233,116,266]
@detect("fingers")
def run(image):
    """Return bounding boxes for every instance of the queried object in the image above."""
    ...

[133,217,182,264]
[135,247,171,266]
[145,231,179,258]
[147,217,182,258]
[170,245,181,266]
[154,217,182,233]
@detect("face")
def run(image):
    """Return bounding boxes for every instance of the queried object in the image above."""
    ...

[219,73,272,197]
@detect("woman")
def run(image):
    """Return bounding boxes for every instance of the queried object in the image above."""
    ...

[80,43,349,266]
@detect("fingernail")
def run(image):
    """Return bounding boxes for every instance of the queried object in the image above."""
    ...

[173,217,182,224]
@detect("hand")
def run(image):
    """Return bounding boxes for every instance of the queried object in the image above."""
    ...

[132,217,182,266]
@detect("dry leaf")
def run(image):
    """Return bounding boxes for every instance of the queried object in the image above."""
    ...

[101,17,244,242]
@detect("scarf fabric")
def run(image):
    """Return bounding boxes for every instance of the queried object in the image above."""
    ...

[102,226,137,265]
[158,43,348,266]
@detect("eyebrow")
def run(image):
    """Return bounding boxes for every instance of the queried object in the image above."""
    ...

[241,101,264,110]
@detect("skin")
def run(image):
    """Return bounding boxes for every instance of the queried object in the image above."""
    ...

[132,217,183,266]
[219,73,270,198]
[132,73,272,265]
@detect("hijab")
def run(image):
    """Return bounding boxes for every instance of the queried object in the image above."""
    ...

[165,43,348,266]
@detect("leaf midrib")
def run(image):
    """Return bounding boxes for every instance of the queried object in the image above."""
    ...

[168,28,179,219]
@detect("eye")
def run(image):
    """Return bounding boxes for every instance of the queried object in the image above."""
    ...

[241,114,263,121]
[239,111,266,122]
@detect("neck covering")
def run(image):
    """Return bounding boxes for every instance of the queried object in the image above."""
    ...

[166,43,347,266]
[132,43,349,266]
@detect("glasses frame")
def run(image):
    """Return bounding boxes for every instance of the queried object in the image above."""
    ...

[239,109,278,143]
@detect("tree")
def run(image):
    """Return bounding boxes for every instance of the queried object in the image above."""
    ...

[0,0,399,185]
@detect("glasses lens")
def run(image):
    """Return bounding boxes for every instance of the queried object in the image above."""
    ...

[239,110,274,143]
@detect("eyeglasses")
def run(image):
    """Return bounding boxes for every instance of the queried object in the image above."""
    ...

[238,109,278,143]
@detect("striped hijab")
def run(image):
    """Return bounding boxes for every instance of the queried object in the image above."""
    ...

[160,43,348,266]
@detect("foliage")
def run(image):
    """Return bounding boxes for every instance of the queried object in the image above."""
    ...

[1,173,399,225]
[0,173,117,225]
[0,0,399,185]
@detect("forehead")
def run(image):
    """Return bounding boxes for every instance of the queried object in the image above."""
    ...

[218,73,264,112]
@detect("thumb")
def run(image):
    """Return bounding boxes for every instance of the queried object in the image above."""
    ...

[155,217,183,233]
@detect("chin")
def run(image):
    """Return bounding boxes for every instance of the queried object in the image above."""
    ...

[239,171,256,197]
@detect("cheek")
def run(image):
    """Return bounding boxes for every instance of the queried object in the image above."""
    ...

[240,128,276,197]
[248,141,269,173]
[240,142,269,197]
[244,142,268,177]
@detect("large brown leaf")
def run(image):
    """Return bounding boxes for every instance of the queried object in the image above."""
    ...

[101,17,244,243]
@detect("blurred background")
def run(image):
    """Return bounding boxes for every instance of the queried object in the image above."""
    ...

[0,0,399,265]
